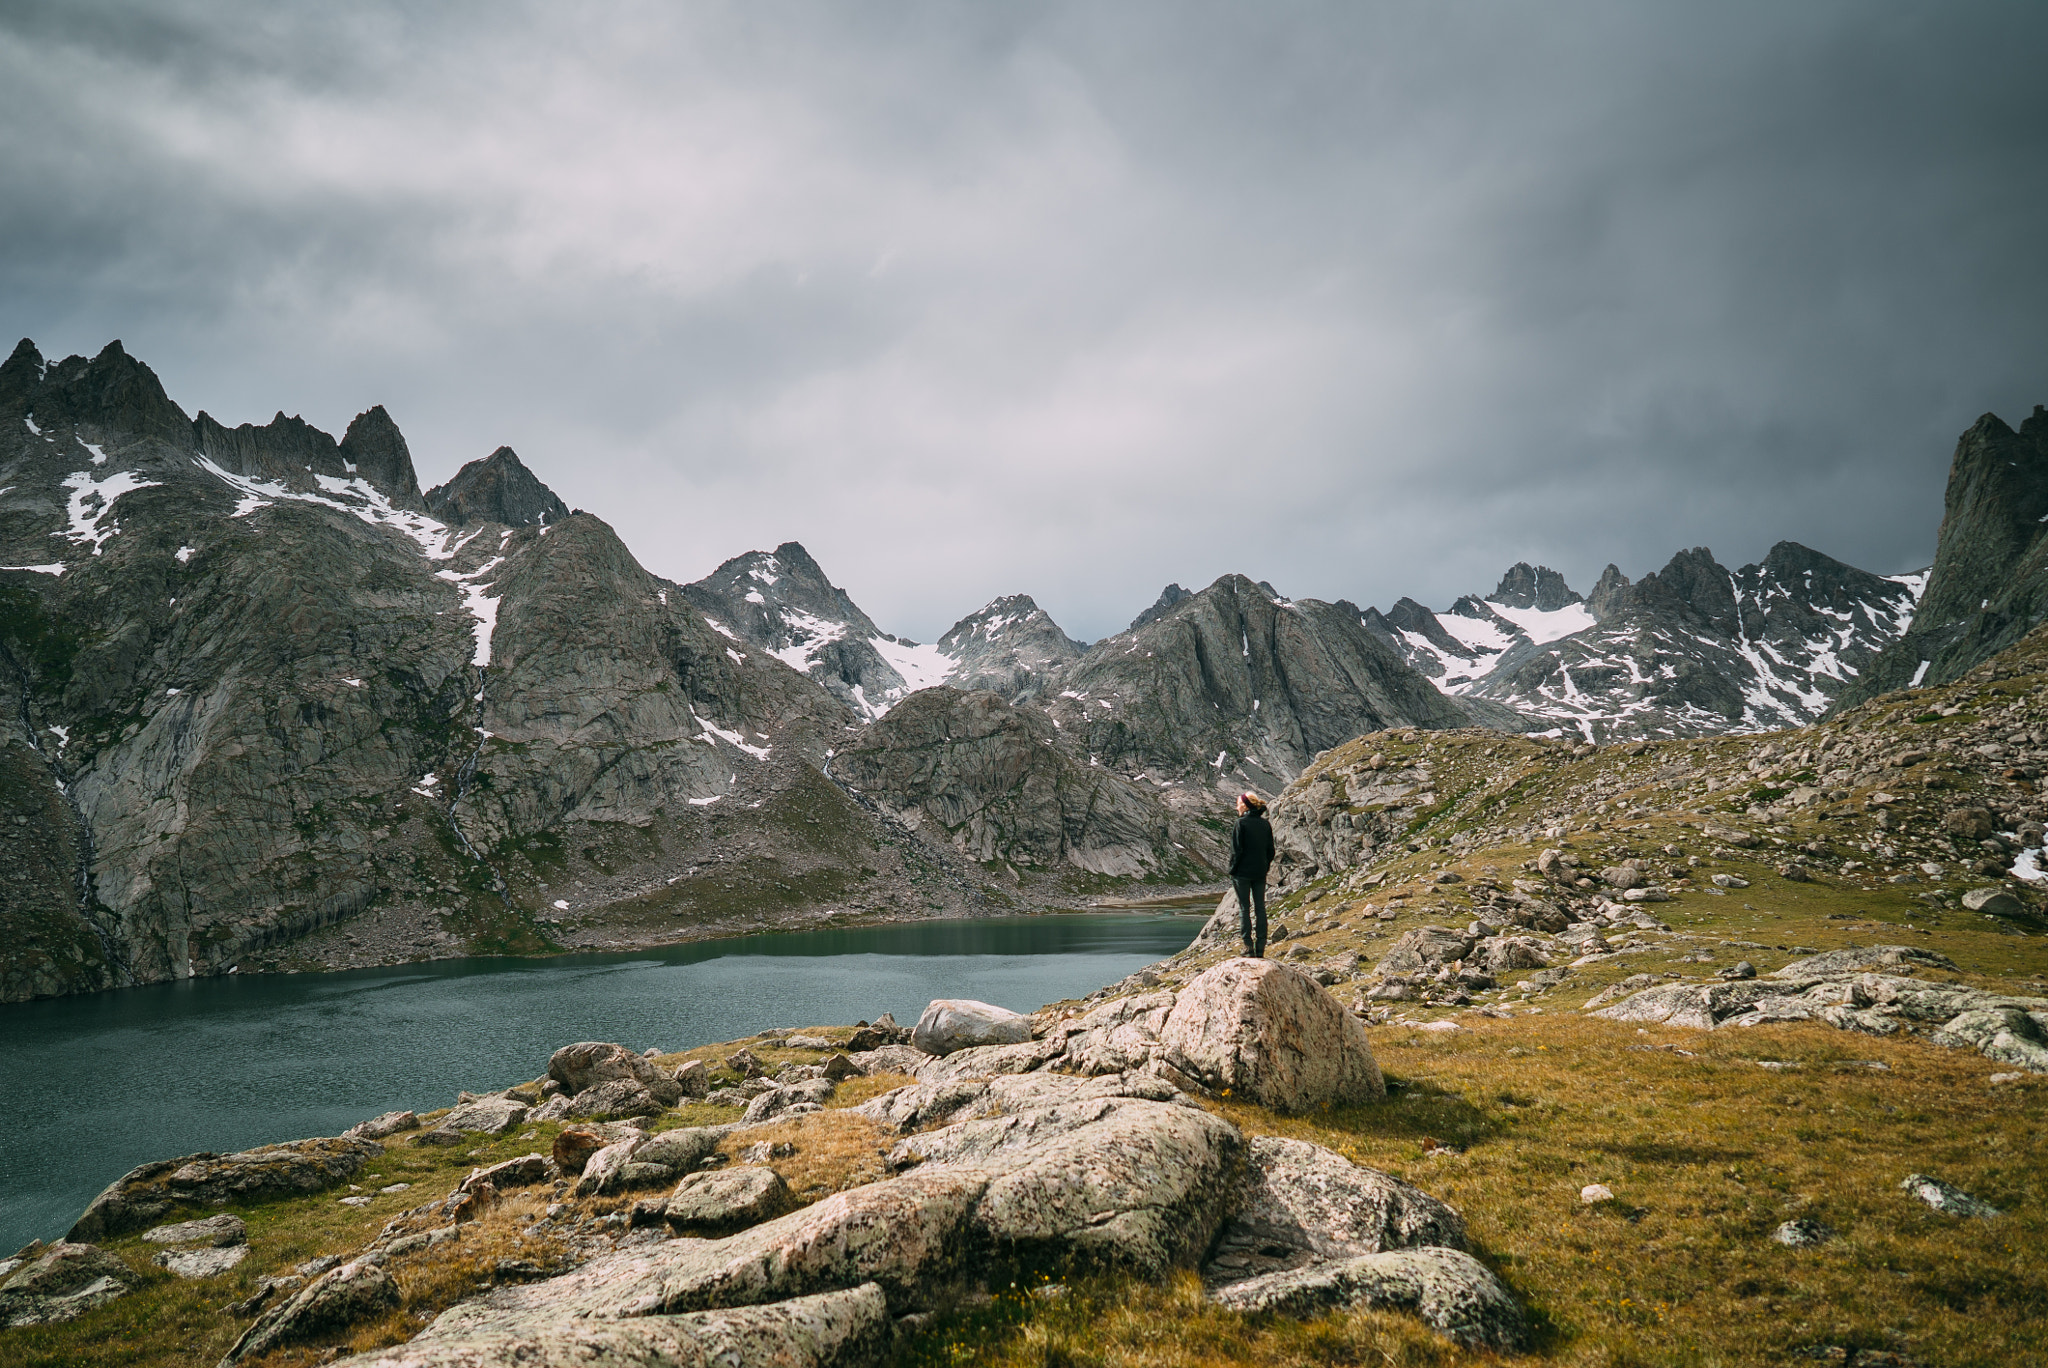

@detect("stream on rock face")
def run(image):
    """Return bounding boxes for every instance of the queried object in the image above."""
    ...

[0,912,1203,1252]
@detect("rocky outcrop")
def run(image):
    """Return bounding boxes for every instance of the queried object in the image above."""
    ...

[329,1057,1507,1367]
[1591,946,2048,1071]
[224,1255,401,1363]
[833,687,1217,877]
[423,447,569,528]
[0,1241,132,1327]
[548,1041,684,1105]
[69,1137,383,1242]
[1837,404,2048,706]
[339,1283,889,1368]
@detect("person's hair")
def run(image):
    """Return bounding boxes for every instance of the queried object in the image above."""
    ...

[1239,791,1267,814]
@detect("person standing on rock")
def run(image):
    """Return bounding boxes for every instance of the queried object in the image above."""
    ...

[1229,792,1275,957]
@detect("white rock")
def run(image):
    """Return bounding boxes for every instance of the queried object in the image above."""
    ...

[153,1244,249,1278]
[911,999,1033,1056]
[1580,1184,1614,1204]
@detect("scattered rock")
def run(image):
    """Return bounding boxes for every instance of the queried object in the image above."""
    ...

[1900,1173,2001,1218]
[1717,961,1757,981]
[141,1214,246,1247]
[551,1128,609,1174]
[1774,1218,1834,1248]
[343,1110,419,1141]
[911,999,1034,1056]
[154,1244,249,1278]
[559,1078,665,1120]
[1580,1184,1614,1204]
[437,1097,530,1136]
[548,1041,684,1105]
[663,1167,795,1234]
[1156,959,1384,1111]
[723,1048,765,1078]
[1711,873,1750,889]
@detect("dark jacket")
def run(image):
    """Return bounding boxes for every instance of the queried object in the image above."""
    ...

[1228,811,1274,881]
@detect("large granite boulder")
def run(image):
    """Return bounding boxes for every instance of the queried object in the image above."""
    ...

[911,999,1033,1056]
[69,1137,383,1242]
[1157,960,1384,1111]
[547,1042,683,1106]
[435,1097,530,1135]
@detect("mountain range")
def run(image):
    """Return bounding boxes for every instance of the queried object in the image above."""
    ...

[3,336,2033,1002]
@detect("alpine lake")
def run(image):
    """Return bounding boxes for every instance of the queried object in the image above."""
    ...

[0,910,1207,1254]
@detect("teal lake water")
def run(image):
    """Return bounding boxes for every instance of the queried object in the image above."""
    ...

[0,912,1202,1252]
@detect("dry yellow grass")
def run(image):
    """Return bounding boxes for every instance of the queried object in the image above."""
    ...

[893,1013,2044,1367]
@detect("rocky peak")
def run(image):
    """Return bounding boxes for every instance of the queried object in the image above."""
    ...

[424,446,566,527]
[9,340,192,447]
[338,406,425,509]
[935,594,1085,702]
[1491,563,1581,612]
[1834,401,2048,706]
[1586,564,1632,621]
[1127,583,1193,633]
[682,541,938,718]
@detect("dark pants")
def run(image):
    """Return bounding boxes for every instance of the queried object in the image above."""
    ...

[1233,876,1267,957]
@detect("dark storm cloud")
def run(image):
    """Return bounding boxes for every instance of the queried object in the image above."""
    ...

[4,0,2047,641]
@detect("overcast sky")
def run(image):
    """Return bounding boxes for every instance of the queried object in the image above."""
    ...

[5,2,2047,642]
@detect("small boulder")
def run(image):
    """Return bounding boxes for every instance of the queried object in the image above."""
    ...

[911,999,1033,1056]
[561,1078,665,1120]
[821,1052,862,1081]
[551,1127,608,1174]
[1207,1247,1527,1351]
[342,1110,418,1141]
[1942,807,1995,841]
[724,1048,765,1077]
[663,1167,795,1234]
[673,1059,710,1096]
[141,1214,246,1247]
[1900,1173,2001,1218]
[437,1096,529,1135]
[1962,887,2025,917]
[1773,1218,1833,1248]
[1157,960,1384,1112]
[153,1245,248,1278]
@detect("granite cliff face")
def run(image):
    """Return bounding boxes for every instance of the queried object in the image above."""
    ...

[1835,405,2048,707]
[832,688,1219,879]
[1367,549,1923,741]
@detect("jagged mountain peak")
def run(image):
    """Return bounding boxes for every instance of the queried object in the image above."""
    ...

[935,594,1085,702]
[8,338,193,448]
[1127,582,1193,632]
[423,445,567,528]
[1491,563,1581,611]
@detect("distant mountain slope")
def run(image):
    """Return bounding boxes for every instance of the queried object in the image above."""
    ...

[1365,549,1922,741]
[1038,574,1481,802]
[1834,405,2048,708]
[0,340,995,1002]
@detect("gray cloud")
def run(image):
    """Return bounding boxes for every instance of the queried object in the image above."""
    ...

[4,0,2046,641]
